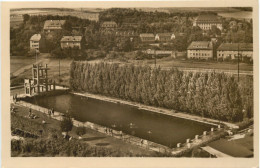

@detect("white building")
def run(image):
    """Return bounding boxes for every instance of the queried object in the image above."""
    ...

[187,41,213,59]
[217,43,253,60]
[193,15,222,31]
[30,34,42,52]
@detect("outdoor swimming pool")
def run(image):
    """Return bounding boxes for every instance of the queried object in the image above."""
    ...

[27,93,214,147]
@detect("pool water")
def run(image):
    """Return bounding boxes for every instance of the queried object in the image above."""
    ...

[27,93,213,147]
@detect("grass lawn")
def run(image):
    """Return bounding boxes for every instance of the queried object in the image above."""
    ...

[208,133,253,157]
[10,55,73,86]
[10,57,36,74]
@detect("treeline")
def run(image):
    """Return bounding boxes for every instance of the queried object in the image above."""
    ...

[99,8,205,24]
[70,62,253,122]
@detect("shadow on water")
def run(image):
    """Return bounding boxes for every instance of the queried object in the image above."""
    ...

[83,136,106,141]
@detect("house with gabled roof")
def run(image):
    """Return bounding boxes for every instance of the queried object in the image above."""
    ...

[30,34,45,52]
[101,21,117,29]
[43,20,66,33]
[155,33,175,42]
[60,36,83,49]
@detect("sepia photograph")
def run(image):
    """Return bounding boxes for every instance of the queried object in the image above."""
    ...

[1,0,259,168]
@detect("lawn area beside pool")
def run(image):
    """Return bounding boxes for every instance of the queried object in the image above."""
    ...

[208,134,253,157]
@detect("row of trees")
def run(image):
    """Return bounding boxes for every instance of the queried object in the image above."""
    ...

[70,62,253,122]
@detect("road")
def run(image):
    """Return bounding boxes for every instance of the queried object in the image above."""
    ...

[93,60,253,76]
[161,67,253,76]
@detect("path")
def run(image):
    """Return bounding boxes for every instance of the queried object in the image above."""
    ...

[201,146,232,158]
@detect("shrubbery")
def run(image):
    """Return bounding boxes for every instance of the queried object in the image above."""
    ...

[70,62,253,122]
[11,138,154,157]
[60,115,73,133]
[76,126,86,136]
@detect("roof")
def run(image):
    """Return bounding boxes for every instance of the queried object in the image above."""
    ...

[43,20,66,30]
[60,36,82,42]
[140,33,155,38]
[156,33,173,37]
[187,41,213,50]
[217,43,253,51]
[195,15,221,23]
[30,34,41,41]
[102,21,117,26]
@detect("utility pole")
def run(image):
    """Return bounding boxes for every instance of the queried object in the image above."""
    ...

[35,50,38,64]
[59,58,61,80]
[154,50,157,68]
[237,43,240,82]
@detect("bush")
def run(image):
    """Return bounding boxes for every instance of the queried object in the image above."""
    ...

[60,115,73,133]
[76,126,86,136]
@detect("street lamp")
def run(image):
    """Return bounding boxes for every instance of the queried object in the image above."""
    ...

[237,43,240,82]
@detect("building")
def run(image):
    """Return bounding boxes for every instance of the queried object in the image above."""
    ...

[187,41,213,59]
[193,15,222,31]
[145,49,175,58]
[155,33,175,42]
[101,21,117,29]
[60,36,83,49]
[43,20,66,32]
[30,34,45,52]
[115,31,139,42]
[140,33,155,43]
[217,43,253,60]
[121,22,139,28]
